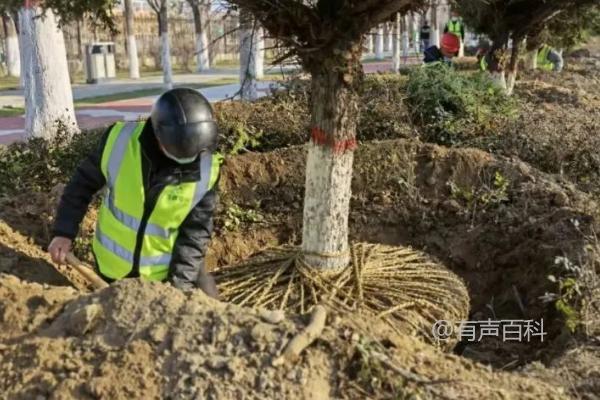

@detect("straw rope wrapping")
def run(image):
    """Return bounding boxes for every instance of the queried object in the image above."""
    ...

[215,243,470,346]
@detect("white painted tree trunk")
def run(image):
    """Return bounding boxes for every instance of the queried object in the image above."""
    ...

[301,64,359,270]
[20,6,77,139]
[124,0,140,79]
[430,4,440,47]
[254,26,264,80]
[401,16,410,59]
[386,24,393,54]
[3,16,20,77]
[392,14,401,72]
[239,11,257,101]
[367,31,374,55]
[375,26,384,60]
[491,71,507,92]
[195,26,210,72]
[506,72,516,95]
[161,33,173,89]
[303,145,353,270]
[193,1,211,72]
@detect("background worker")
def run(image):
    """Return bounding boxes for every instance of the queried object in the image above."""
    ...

[445,10,465,57]
[423,32,461,66]
[48,88,222,297]
[536,44,564,72]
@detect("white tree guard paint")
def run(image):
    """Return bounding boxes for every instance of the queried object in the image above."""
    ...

[491,71,507,92]
[386,24,393,54]
[4,17,20,77]
[20,7,77,139]
[506,72,516,96]
[430,4,440,48]
[401,16,410,59]
[239,20,257,100]
[127,35,140,79]
[375,26,384,60]
[195,3,210,72]
[302,143,353,270]
[254,27,264,80]
[124,0,140,79]
[392,15,401,72]
[160,33,173,89]
[367,31,374,55]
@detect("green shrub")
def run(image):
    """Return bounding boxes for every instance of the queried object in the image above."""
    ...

[405,64,517,145]
[0,126,104,195]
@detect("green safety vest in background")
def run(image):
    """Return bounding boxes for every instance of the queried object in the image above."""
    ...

[537,45,554,71]
[447,19,463,38]
[93,121,222,282]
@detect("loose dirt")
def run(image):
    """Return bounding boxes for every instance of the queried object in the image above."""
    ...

[0,276,569,400]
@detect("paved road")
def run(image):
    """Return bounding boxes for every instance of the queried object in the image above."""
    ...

[0,58,419,145]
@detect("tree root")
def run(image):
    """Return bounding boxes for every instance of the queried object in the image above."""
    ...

[272,305,327,366]
[215,243,470,347]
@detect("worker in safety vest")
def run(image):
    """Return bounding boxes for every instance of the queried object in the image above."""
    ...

[537,44,563,72]
[444,10,465,56]
[423,32,461,66]
[49,88,222,297]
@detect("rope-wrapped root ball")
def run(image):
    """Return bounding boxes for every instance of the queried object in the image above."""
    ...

[215,243,470,347]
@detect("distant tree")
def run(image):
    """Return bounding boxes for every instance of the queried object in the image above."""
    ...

[531,4,600,51]
[147,0,173,89]
[1,12,19,77]
[186,0,211,72]
[124,0,140,78]
[455,0,599,95]
[228,0,426,271]
[15,0,116,139]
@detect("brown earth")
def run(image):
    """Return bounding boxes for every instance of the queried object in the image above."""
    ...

[0,276,569,400]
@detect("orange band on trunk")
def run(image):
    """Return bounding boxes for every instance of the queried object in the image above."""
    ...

[311,127,357,154]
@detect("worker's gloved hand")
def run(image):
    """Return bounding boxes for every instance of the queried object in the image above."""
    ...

[48,236,73,264]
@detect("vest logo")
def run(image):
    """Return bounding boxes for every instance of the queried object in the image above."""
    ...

[166,187,184,203]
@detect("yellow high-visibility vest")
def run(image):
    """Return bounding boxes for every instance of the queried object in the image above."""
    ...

[92,121,221,281]
[537,45,554,71]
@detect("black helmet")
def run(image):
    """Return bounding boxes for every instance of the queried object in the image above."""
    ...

[150,88,218,163]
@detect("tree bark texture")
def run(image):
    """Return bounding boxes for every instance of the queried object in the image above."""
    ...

[254,26,264,80]
[401,15,409,59]
[124,0,140,79]
[302,47,363,270]
[20,5,77,139]
[506,38,523,96]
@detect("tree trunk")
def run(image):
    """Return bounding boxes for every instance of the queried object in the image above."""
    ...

[254,26,264,80]
[192,1,210,72]
[2,14,20,77]
[385,23,393,54]
[124,0,140,79]
[158,6,173,89]
[19,5,77,139]
[392,14,401,72]
[303,53,362,270]
[401,15,409,59]
[375,25,384,60]
[506,39,523,96]
[491,72,507,91]
[239,10,257,100]
[430,2,439,47]
[367,30,374,55]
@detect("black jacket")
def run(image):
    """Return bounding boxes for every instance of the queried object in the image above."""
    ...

[424,46,446,64]
[53,119,219,295]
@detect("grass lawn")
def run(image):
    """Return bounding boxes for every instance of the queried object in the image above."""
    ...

[74,77,237,105]
[0,106,24,117]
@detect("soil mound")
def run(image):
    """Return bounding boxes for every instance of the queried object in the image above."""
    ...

[0,277,567,400]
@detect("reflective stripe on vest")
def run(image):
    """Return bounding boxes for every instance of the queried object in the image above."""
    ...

[537,45,553,71]
[480,56,488,71]
[93,121,221,281]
